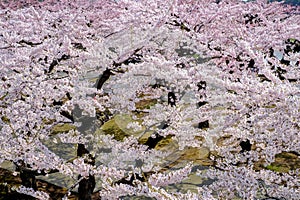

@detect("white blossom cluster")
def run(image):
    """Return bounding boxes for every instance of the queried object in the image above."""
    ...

[15,185,50,200]
[94,135,170,172]
[148,162,193,187]
[0,0,299,199]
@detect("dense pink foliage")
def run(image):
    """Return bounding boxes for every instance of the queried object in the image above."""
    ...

[0,0,299,199]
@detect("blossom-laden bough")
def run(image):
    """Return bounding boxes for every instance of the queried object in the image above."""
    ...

[0,0,299,199]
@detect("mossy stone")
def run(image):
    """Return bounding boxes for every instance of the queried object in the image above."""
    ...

[154,135,174,150]
[180,147,211,166]
[41,136,77,161]
[51,123,76,135]
[266,151,300,173]
[135,99,157,110]
[100,118,126,141]
[101,114,144,141]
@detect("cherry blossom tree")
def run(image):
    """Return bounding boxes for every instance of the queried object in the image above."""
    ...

[0,0,299,199]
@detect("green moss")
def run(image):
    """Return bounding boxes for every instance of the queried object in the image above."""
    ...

[154,135,174,150]
[192,53,200,59]
[1,116,10,124]
[51,123,76,135]
[287,38,296,43]
[266,165,289,173]
[263,104,276,108]
[0,92,8,101]
[43,140,77,161]
[101,118,127,141]
[227,89,237,94]
[265,152,300,173]
[138,131,153,144]
[179,147,211,166]
[101,114,144,141]
[135,99,157,110]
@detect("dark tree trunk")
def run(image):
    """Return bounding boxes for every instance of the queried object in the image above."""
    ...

[96,68,115,90]
[77,144,96,200]
[20,168,37,191]
[15,160,37,191]
[78,174,96,200]
[168,92,176,107]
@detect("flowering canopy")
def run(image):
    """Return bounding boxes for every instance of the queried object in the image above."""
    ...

[0,0,299,199]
